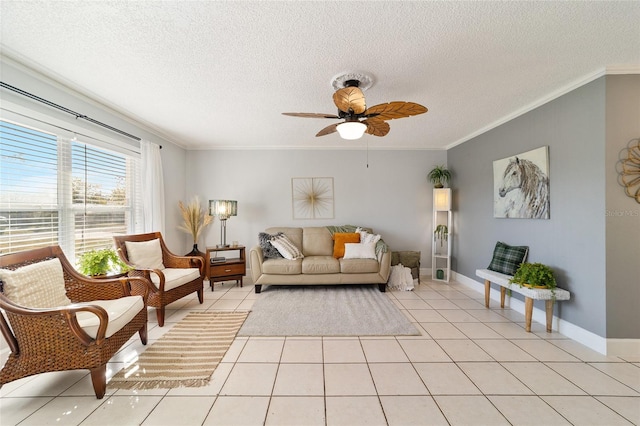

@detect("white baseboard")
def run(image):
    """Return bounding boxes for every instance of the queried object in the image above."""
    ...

[453,271,638,356]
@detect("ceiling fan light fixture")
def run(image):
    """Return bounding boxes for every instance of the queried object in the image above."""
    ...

[337,121,367,140]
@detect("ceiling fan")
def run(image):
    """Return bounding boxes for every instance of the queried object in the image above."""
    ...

[282,77,428,140]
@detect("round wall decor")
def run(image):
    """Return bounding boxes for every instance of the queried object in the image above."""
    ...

[618,138,640,203]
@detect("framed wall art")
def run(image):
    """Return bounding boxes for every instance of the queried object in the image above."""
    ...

[493,146,550,219]
[292,177,334,219]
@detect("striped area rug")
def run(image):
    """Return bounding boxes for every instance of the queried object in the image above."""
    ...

[109,311,248,390]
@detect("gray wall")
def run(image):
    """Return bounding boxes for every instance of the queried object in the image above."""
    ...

[605,75,640,339]
[448,78,608,337]
[183,149,446,268]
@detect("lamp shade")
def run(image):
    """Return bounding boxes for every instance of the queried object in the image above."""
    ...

[434,188,451,211]
[336,121,367,140]
[209,200,237,220]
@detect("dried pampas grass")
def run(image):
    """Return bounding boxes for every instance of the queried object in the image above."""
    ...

[178,196,212,243]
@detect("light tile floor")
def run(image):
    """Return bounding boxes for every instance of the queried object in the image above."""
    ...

[1,277,638,425]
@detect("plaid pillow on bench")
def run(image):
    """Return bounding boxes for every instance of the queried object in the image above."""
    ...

[487,241,528,276]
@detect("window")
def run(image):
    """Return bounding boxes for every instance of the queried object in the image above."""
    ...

[0,120,142,262]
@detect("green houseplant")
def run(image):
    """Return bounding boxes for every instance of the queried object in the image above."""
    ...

[428,165,451,188]
[77,248,131,277]
[509,262,556,290]
[434,224,448,247]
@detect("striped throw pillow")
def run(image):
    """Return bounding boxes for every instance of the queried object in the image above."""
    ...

[270,233,304,260]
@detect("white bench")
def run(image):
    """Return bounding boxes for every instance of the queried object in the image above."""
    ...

[476,268,571,332]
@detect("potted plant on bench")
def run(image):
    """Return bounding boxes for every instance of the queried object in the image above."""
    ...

[509,262,556,291]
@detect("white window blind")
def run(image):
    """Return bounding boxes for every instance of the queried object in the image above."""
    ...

[0,120,142,262]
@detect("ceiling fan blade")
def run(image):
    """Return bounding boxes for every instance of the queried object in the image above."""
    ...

[364,119,390,137]
[333,87,366,114]
[364,102,427,121]
[316,122,340,137]
[282,112,341,119]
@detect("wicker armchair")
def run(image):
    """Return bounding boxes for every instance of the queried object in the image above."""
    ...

[113,232,205,327]
[0,246,151,399]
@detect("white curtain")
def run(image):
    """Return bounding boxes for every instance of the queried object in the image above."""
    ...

[140,140,165,234]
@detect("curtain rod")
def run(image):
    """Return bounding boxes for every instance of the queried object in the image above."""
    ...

[1,81,162,149]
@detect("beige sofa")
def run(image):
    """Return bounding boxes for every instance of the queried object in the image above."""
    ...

[249,226,392,293]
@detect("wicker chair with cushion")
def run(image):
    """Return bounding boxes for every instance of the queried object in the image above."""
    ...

[0,246,150,399]
[113,232,205,327]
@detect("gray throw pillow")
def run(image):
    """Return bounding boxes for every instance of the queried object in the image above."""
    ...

[259,232,284,259]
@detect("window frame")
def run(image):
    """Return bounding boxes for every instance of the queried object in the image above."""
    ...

[0,116,143,262]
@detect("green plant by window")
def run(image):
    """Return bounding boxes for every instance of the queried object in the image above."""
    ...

[427,165,451,188]
[509,262,556,289]
[77,248,131,277]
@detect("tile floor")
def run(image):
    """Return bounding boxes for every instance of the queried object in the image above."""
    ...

[0,277,638,425]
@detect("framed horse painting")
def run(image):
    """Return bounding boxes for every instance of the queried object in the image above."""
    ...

[493,146,550,219]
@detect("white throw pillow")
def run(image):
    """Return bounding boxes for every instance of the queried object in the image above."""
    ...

[270,233,304,260]
[125,239,165,269]
[356,227,381,245]
[0,258,72,308]
[343,242,377,260]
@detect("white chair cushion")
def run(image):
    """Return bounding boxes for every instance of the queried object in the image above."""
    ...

[150,268,200,291]
[0,258,72,308]
[125,239,165,270]
[75,295,144,339]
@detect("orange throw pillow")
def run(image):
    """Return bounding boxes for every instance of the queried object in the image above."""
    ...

[333,233,360,258]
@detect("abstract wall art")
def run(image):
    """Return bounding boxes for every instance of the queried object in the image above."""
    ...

[292,177,334,219]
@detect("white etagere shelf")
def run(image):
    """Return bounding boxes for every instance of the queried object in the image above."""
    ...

[432,188,452,282]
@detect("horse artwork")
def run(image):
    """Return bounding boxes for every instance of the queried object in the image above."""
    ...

[493,146,550,219]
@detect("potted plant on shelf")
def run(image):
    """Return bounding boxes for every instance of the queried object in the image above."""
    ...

[178,196,212,256]
[77,248,131,278]
[428,165,451,188]
[434,224,448,247]
[509,262,557,290]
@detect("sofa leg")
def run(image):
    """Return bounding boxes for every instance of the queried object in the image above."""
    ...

[378,284,386,292]
[255,285,262,294]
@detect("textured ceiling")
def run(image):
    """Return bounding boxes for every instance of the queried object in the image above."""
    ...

[1,1,639,150]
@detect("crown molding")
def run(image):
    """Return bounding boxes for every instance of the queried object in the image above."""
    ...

[445,66,640,150]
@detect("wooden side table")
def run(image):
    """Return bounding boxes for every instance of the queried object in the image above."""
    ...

[205,245,246,290]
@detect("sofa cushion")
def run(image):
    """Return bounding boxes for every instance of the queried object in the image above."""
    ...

[302,227,333,256]
[258,232,284,259]
[340,258,380,274]
[266,227,303,252]
[302,256,340,274]
[332,233,360,258]
[263,258,303,275]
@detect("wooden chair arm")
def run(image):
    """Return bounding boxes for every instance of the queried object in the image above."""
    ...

[0,295,109,347]
[163,253,205,274]
[128,268,166,292]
